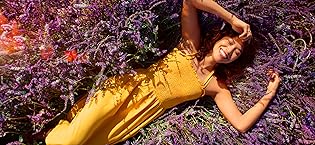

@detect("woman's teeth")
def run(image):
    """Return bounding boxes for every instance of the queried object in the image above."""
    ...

[219,48,228,59]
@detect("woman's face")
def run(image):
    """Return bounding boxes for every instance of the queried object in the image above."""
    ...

[211,36,244,64]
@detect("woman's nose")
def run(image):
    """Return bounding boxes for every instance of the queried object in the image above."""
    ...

[226,45,235,56]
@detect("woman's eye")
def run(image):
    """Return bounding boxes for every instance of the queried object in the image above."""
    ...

[228,39,233,45]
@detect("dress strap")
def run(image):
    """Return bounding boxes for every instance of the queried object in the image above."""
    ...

[202,71,215,89]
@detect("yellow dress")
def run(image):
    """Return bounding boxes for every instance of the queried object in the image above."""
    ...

[45,48,215,145]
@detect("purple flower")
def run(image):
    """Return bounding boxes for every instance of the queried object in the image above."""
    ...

[6,141,23,145]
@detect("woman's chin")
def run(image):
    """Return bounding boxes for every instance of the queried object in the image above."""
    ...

[216,58,231,64]
[217,61,228,64]
[214,56,227,64]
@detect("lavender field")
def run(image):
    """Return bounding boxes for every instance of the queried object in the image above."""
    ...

[0,0,314,144]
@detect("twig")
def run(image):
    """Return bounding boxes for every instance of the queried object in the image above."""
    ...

[305,28,313,46]
[292,38,310,70]
[93,35,112,60]
[149,0,166,11]
[268,33,283,54]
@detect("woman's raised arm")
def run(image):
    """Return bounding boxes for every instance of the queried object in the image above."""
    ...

[181,0,252,52]
[181,0,200,52]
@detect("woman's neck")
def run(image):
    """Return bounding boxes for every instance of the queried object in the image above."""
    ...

[198,55,217,73]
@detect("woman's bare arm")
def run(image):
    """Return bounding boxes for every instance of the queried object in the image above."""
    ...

[181,0,234,51]
[181,0,200,52]
[181,0,251,52]
[209,72,281,133]
[213,87,274,133]
[189,0,236,24]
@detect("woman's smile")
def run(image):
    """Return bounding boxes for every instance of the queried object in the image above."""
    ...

[219,47,228,59]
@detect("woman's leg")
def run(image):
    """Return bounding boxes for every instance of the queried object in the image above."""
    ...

[45,74,141,145]
[45,90,122,145]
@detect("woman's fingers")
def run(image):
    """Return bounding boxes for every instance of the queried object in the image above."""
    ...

[245,28,252,41]
[239,25,251,42]
[266,69,281,83]
[274,72,281,82]
[231,17,252,42]
[266,68,274,76]
[239,28,247,38]
[270,72,281,83]
[272,73,277,80]
[266,69,281,96]
[239,26,248,38]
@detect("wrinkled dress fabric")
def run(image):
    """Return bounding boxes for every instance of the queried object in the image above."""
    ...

[45,48,214,145]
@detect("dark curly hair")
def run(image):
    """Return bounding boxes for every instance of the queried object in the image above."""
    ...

[198,23,258,82]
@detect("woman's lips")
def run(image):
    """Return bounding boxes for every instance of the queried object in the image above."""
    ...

[219,48,228,59]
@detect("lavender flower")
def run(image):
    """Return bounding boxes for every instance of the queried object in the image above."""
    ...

[0,0,314,144]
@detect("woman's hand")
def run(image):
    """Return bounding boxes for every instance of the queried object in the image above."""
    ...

[265,69,281,97]
[229,15,252,41]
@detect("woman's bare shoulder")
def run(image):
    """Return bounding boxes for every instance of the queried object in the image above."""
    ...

[204,74,229,97]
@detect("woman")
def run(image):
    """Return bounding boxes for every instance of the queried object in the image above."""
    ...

[46,0,281,144]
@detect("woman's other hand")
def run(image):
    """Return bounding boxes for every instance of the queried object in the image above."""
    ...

[229,15,252,41]
[266,69,281,97]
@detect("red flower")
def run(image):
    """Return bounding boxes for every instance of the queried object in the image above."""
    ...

[7,21,21,38]
[0,13,8,33]
[64,49,77,62]
[40,45,54,60]
[0,13,8,25]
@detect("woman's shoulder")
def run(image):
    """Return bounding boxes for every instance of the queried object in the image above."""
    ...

[204,74,229,97]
